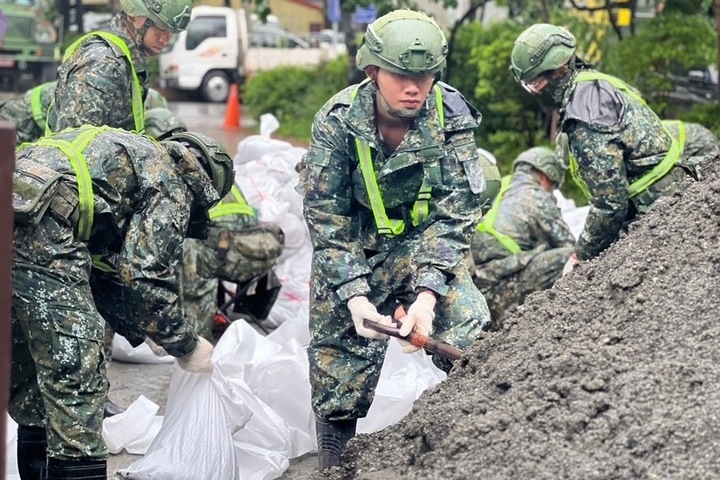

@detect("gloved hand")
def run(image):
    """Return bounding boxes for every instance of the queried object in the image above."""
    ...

[144,337,168,357]
[347,296,393,340]
[176,336,214,373]
[399,291,436,354]
[562,252,580,276]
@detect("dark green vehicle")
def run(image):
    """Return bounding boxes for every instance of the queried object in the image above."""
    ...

[0,0,61,89]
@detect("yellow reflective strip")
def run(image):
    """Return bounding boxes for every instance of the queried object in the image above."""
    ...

[355,139,405,236]
[568,153,592,199]
[62,32,145,132]
[36,127,103,241]
[91,255,118,273]
[209,184,255,219]
[477,176,521,254]
[575,71,681,198]
[434,84,444,126]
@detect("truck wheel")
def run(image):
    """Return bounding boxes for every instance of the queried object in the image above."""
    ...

[200,72,231,103]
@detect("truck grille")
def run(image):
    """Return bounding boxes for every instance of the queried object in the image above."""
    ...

[5,14,36,40]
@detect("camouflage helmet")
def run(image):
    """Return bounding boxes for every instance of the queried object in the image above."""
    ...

[477,148,501,214]
[119,0,192,33]
[145,107,187,140]
[512,146,565,186]
[356,10,448,75]
[510,23,576,83]
[165,131,234,198]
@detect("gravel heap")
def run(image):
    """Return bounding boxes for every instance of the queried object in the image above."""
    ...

[318,155,720,480]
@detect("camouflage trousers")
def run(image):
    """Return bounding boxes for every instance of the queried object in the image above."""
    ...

[10,212,108,460]
[182,239,221,340]
[473,246,574,327]
[308,249,490,421]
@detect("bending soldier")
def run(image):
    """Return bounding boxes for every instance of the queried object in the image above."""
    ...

[471,147,574,327]
[11,126,232,479]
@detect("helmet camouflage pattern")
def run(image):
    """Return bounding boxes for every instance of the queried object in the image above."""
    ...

[144,88,169,110]
[510,23,576,83]
[145,107,187,140]
[119,0,192,33]
[512,146,566,186]
[356,9,448,75]
[165,131,234,197]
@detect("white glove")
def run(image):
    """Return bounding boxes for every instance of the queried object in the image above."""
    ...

[347,296,393,340]
[399,291,436,354]
[176,337,214,373]
[562,252,580,276]
[144,337,168,357]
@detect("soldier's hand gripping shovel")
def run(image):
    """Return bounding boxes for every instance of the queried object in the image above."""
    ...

[362,306,464,361]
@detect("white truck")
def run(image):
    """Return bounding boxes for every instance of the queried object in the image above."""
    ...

[159,6,341,102]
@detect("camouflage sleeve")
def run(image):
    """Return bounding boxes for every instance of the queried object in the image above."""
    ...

[533,191,575,249]
[407,130,484,295]
[54,42,137,131]
[0,94,41,146]
[570,124,630,259]
[299,112,373,301]
[116,147,198,358]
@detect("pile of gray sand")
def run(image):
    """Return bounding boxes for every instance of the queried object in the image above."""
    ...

[318,155,720,480]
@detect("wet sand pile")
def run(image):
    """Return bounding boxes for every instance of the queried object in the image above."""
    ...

[319,155,720,480]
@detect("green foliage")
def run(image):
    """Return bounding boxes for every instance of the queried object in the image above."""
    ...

[242,56,349,141]
[601,13,716,115]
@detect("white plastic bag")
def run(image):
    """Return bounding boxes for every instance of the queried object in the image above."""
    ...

[118,367,253,480]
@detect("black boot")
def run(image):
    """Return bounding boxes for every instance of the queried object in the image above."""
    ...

[315,418,357,471]
[17,425,47,480]
[47,458,107,480]
[103,400,125,418]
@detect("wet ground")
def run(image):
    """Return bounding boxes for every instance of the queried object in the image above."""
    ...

[318,155,720,479]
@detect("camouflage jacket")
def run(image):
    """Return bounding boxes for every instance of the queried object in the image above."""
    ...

[559,70,675,259]
[664,121,720,159]
[0,82,56,146]
[472,169,574,265]
[15,127,218,356]
[54,14,148,132]
[298,80,485,300]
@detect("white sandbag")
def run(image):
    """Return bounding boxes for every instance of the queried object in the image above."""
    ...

[5,414,19,480]
[358,339,447,434]
[103,395,159,455]
[112,335,174,364]
[118,367,253,480]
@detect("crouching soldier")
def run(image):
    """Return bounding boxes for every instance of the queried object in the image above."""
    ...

[10,125,233,479]
[144,107,285,340]
[471,147,575,327]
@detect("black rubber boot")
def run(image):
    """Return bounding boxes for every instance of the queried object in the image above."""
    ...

[315,418,357,471]
[103,400,125,418]
[17,425,47,480]
[47,458,107,480]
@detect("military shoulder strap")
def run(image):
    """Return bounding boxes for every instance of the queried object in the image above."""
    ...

[352,82,444,237]
[568,71,682,199]
[209,184,256,220]
[476,175,521,254]
[53,31,145,134]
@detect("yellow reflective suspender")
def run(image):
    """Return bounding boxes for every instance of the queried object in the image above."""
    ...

[476,175,522,254]
[27,126,113,242]
[662,119,687,157]
[353,84,444,237]
[50,31,145,134]
[30,82,53,131]
[209,184,256,220]
[568,71,681,199]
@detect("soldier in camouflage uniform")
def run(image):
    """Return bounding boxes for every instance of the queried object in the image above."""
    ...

[144,108,285,340]
[0,81,170,146]
[297,10,491,470]
[511,24,703,272]
[11,126,233,479]
[471,147,574,327]
[54,0,191,133]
